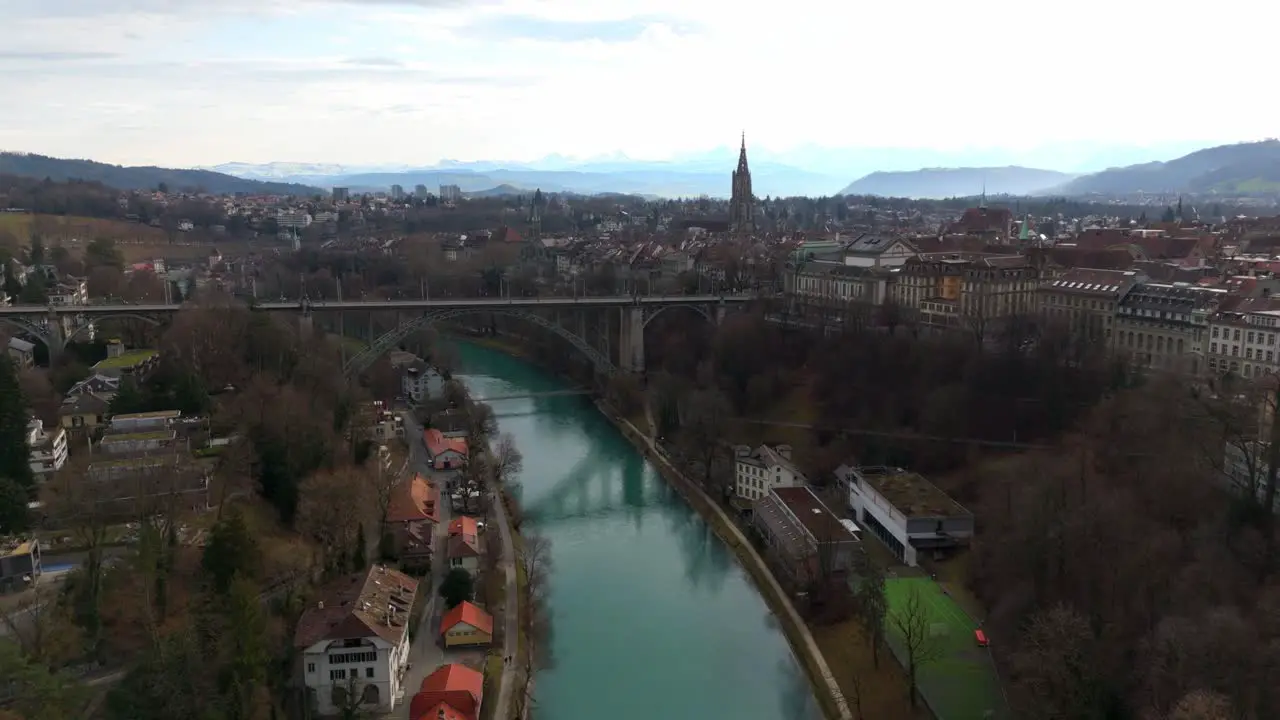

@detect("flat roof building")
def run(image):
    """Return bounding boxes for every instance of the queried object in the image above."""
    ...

[837,464,973,566]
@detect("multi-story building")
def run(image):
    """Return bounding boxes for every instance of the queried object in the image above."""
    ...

[1206,298,1280,379]
[891,254,1038,339]
[752,486,861,587]
[1115,282,1226,375]
[836,464,974,566]
[785,262,892,306]
[332,187,350,203]
[840,234,918,268]
[26,418,67,475]
[1038,267,1145,344]
[389,185,405,200]
[48,278,88,306]
[439,185,462,203]
[296,565,418,715]
[733,444,806,502]
[414,184,429,199]
[276,210,312,230]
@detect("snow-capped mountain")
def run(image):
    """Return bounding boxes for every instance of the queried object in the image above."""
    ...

[199,162,418,180]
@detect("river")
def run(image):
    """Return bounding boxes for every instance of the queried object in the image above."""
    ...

[453,341,821,720]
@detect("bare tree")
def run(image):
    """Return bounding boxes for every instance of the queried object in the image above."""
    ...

[1168,690,1234,720]
[678,388,732,492]
[0,592,84,668]
[1010,604,1103,720]
[851,550,887,669]
[887,584,945,708]
[297,465,371,575]
[515,532,554,719]
[490,432,524,486]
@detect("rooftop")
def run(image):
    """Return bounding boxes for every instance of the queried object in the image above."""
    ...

[773,487,858,543]
[294,564,418,648]
[2,538,35,557]
[92,349,158,370]
[111,409,180,421]
[854,466,969,519]
[101,430,173,443]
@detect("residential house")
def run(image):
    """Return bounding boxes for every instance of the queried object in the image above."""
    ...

[26,418,67,475]
[446,516,481,572]
[90,340,159,380]
[733,444,806,503]
[403,364,445,404]
[295,565,418,716]
[752,486,861,588]
[7,337,34,369]
[385,475,439,570]
[1038,268,1145,344]
[408,664,484,720]
[784,262,892,306]
[424,429,467,471]
[59,393,110,434]
[48,278,87,306]
[0,538,41,592]
[837,464,973,566]
[1207,297,1280,379]
[66,373,121,398]
[1115,282,1225,375]
[440,601,494,648]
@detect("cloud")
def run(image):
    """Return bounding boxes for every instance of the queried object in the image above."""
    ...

[340,57,405,67]
[0,51,118,61]
[457,14,700,43]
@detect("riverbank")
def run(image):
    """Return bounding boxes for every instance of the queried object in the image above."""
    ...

[594,399,852,720]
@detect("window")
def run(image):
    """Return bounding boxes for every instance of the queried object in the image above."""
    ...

[330,669,346,681]
[307,663,315,673]
[365,667,374,679]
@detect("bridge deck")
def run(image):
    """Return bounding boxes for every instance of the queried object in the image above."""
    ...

[0,294,756,316]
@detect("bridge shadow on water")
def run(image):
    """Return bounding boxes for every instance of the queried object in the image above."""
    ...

[523,446,669,528]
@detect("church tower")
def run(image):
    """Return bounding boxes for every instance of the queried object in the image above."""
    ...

[730,133,755,235]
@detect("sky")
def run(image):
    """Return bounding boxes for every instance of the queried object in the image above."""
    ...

[2,0,1276,169]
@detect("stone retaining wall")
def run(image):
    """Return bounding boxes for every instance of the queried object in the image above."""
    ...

[597,400,853,720]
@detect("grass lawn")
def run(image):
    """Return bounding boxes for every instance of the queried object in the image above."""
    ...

[478,650,504,720]
[885,577,1009,720]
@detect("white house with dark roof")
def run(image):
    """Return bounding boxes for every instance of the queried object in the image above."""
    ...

[734,444,807,502]
[7,337,34,369]
[295,565,419,715]
[841,233,919,268]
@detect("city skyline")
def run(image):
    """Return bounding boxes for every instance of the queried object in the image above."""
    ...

[3,0,1275,169]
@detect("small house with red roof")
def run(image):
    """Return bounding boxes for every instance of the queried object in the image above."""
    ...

[446,515,483,572]
[409,664,484,720]
[295,565,418,716]
[385,474,439,569]
[440,601,494,648]
[424,429,468,471]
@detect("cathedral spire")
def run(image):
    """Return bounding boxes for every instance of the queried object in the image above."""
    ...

[730,133,755,235]
[737,132,750,174]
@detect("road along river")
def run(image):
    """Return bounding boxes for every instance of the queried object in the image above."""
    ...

[454,341,820,720]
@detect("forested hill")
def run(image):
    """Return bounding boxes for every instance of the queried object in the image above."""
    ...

[0,152,320,196]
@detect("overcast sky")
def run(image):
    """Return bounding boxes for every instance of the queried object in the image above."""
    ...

[2,0,1275,168]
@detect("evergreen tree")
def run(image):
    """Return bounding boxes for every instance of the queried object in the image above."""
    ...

[351,522,367,571]
[202,510,259,595]
[0,477,30,533]
[17,271,47,304]
[2,260,20,301]
[29,236,45,265]
[108,381,148,416]
[0,355,34,493]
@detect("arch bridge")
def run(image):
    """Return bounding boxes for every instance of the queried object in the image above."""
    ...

[343,299,736,377]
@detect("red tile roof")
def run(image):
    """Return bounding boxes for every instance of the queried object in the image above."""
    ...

[424,429,468,458]
[440,601,493,636]
[410,664,484,720]
[386,474,438,524]
[448,516,478,538]
[447,533,480,559]
[293,566,418,649]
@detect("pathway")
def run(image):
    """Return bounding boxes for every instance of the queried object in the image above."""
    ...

[490,488,520,720]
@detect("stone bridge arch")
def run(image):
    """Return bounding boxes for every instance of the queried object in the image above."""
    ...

[343,307,616,377]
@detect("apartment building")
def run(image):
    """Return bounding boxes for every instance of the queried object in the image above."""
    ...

[1206,298,1280,379]
[439,185,462,203]
[1115,282,1226,375]
[27,418,67,475]
[1038,267,1145,343]
[785,262,891,306]
[891,254,1039,338]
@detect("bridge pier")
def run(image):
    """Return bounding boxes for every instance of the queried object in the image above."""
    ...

[617,306,645,374]
[716,302,726,326]
[45,308,64,363]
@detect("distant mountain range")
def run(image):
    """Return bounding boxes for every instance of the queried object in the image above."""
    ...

[0,153,319,196]
[1056,140,1280,196]
[840,167,1076,199]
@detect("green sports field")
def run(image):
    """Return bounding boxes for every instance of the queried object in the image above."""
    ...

[885,577,1010,720]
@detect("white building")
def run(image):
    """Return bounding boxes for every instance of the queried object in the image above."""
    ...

[48,279,88,306]
[7,338,35,369]
[296,565,419,716]
[439,184,462,203]
[734,444,807,502]
[402,365,445,404]
[27,418,68,475]
[276,210,313,230]
[837,464,973,566]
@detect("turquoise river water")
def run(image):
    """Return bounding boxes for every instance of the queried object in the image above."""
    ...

[454,342,820,720]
